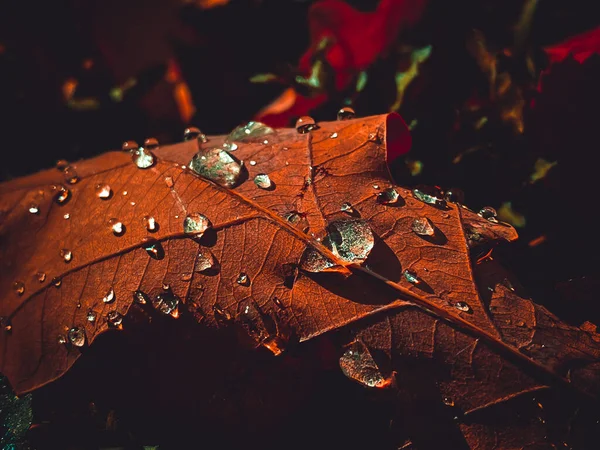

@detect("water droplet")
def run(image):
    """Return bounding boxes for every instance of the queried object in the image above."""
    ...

[254,173,272,189]
[63,166,79,184]
[29,203,39,214]
[213,304,231,324]
[372,184,380,190]
[444,188,465,204]
[37,272,46,283]
[53,278,62,287]
[189,147,245,188]
[237,272,250,286]
[411,217,435,236]
[63,213,70,220]
[249,160,257,166]
[68,326,86,347]
[56,160,69,171]
[140,216,157,233]
[13,281,25,295]
[144,138,159,150]
[183,212,211,235]
[330,132,338,139]
[152,287,180,317]
[57,335,67,345]
[377,188,400,205]
[195,250,216,272]
[339,340,391,388]
[133,290,148,304]
[109,218,125,236]
[443,397,455,407]
[454,302,472,313]
[183,126,207,143]
[53,185,70,204]
[87,310,97,322]
[295,116,319,133]
[122,140,138,152]
[403,269,420,284]
[299,246,336,273]
[60,249,72,263]
[143,238,164,260]
[340,202,354,214]
[236,299,269,344]
[413,185,445,207]
[164,176,174,188]
[103,287,115,303]
[326,219,374,263]
[0,316,11,332]
[106,311,123,327]
[479,206,498,223]
[132,146,155,169]
[223,121,274,151]
[95,184,112,199]
[272,297,285,309]
[337,106,356,120]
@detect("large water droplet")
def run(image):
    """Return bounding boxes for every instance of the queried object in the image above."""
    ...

[237,272,250,286]
[63,166,79,184]
[189,147,245,188]
[13,281,25,296]
[254,173,272,189]
[28,203,39,214]
[183,213,212,235]
[133,290,149,305]
[132,147,155,169]
[377,188,400,205]
[53,185,70,204]
[299,246,336,273]
[337,106,356,121]
[444,188,465,204]
[60,249,72,263]
[122,140,139,152]
[143,238,164,260]
[87,310,97,322]
[403,269,420,284]
[295,116,319,133]
[195,250,216,272]
[412,217,435,236]
[37,272,46,283]
[95,184,112,200]
[152,287,180,317]
[184,126,207,143]
[106,311,123,327]
[103,287,115,303]
[109,218,125,236]
[454,302,472,313]
[413,185,445,207]
[68,326,86,347]
[236,299,269,345]
[325,219,374,264]
[479,206,498,223]
[339,340,391,388]
[143,215,158,232]
[223,121,274,151]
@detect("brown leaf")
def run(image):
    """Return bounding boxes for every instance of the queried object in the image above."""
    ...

[1,114,599,447]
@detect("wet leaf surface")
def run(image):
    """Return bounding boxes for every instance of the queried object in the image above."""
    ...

[1,114,599,448]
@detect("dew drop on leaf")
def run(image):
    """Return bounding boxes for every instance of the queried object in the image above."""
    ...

[152,288,180,317]
[412,185,445,207]
[403,269,420,284]
[53,278,62,288]
[133,290,148,305]
[189,147,245,188]
[106,311,123,327]
[55,159,69,171]
[183,126,207,143]
[103,287,115,304]
[454,302,472,313]
[13,281,24,296]
[299,246,336,273]
[144,137,159,150]
[63,213,70,220]
[195,250,216,273]
[237,272,250,286]
[377,188,400,205]
[254,173,272,189]
[412,217,435,236]
[213,304,231,324]
[108,218,125,236]
[143,215,158,232]
[236,299,269,345]
[444,187,465,204]
[339,340,391,388]
[223,121,274,151]
[164,176,174,188]
[28,204,39,214]
[87,310,97,323]
[122,140,138,152]
[95,184,112,199]
[63,166,79,184]
[479,206,498,223]
[295,116,319,133]
[53,185,70,204]
[143,238,164,260]
[337,106,356,120]
[57,335,67,345]
[68,326,86,347]
[249,160,257,166]
[36,272,46,283]
[325,219,374,264]
[60,248,72,263]
[132,147,155,169]
[183,212,211,235]
[330,132,338,139]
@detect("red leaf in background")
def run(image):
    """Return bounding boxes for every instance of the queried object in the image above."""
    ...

[544,26,600,64]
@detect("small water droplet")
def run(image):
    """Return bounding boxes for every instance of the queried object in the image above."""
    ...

[143,215,158,232]
[63,166,79,184]
[413,185,445,207]
[444,188,465,204]
[249,160,257,166]
[95,183,112,199]
[87,310,97,322]
[132,147,155,169]
[53,185,70,204]
[237,272,250,286]
[183,212,212,235]
[337,106,356,121]
[106,311,123,327]
[37,272,46,283]
[412,217,435,236]
[273,297,285,309]
[103,287,115,303]
[236,299,269,344]
[143,238,164,260]
[189,147,245,188]
[377,188,400,205]
[213,304,231,324]
[454,302,472,313]
[339,340,391,388]
[372,184,380,190]
[57,335,67,345]
[329,132,338,139]
[403,269,420,284]
[144,138,159,150]
[122,190,128,196]
[478,206,498,223]
[295,116,319,133]
[223,121,274,151]
[68,326,86,347]
[164,176,174,188]
[133,290,148,304]
[152,287,180,317]
[195,250,216,272]
[109,218,125,236]
[183,126,207,143]
[28,203,39,214]
[254,173,272,189]
[340,202,354,214]
[60,249,72,263]
[63,213,70,220]
[53,278,62,287]
[0,316,11,332]
[56,160,69,171]
[122,140,139,152]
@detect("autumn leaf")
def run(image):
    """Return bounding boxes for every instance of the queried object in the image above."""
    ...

[1,114,599,448]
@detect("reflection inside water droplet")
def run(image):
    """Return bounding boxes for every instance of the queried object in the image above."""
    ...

[403,269,420,284]
[237,272,250,286]
[183,213,211,235]
[107,311,123,327]
[37,272,46,283]
[87,310,97,322]
[68,326,86,347]
[339,340,391,388]
[295,116,319,134]
[53,185,70,204]
[454,302,472,313]
[60,248,72,263]
[143,215,158,232]
[412,217,435,236]
[132,147,155,169]
[143,239,164,260]
[413,185,445,207]
[189,147,245,188]
[103,287,115,303]
[95,183,112,199]
[337,106,356,121]
[223,121,274,151]
[377,188,400,205]
[29,203,39,214]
